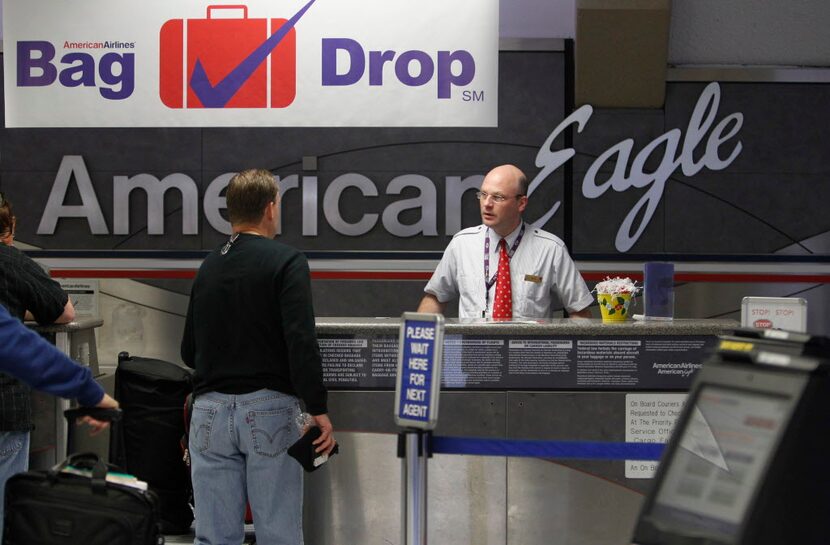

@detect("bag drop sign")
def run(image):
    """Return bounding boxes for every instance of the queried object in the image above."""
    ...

[3,0,498,127]
[394,313,444,429]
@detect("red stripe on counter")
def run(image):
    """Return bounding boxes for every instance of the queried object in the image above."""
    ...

[311,271,431,280]
[49,269,429,280]
[51,269,198,279]
[50,270,830,283]
[582,272,830,283]
[676,273,830,283]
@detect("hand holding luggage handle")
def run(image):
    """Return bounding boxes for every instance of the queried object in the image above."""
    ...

[63,407,123,457]
[64,407,123,422]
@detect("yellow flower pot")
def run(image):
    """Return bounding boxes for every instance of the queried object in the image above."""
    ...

[598,292,632,322]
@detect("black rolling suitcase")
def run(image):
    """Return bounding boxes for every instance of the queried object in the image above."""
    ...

[110,353,194,534]
[3,409,164,545]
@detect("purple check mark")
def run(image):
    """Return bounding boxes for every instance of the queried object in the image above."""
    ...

[189,0,316,108]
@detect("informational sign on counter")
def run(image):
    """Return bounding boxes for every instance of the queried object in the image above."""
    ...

[319,334,716,390]
[57,279,99,318]
[625,393,687,478]
[741,297,807,332]
[393,313,445,429]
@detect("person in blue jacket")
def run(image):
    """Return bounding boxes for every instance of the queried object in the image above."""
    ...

[0,302,118,536]
[0,303,116,410]
[0,191,81,526]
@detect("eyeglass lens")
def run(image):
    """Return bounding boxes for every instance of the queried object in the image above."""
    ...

[476,191,518,203]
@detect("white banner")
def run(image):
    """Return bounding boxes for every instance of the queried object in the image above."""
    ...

[3,0,498,128]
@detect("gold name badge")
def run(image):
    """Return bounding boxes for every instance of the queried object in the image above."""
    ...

[524,274,542,283]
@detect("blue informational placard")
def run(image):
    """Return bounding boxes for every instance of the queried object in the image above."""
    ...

[394,313,444,429]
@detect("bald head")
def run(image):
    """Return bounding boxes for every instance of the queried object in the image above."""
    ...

[484,164,528,196]
[479,164,529,237]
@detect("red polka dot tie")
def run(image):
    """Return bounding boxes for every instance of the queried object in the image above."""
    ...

[492,239,512,319]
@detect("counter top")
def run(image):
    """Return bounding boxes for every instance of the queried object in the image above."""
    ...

[26,317,104,333]
[315,317,739,336]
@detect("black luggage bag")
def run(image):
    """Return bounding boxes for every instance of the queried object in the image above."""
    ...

[111,353,194,534]
[4,409,164,545]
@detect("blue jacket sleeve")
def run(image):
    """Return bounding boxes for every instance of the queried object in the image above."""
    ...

[0,304,104,406]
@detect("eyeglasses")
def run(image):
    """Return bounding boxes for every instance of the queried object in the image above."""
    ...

[475,190,524,203]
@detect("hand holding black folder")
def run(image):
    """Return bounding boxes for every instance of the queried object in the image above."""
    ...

[287,426,339,472]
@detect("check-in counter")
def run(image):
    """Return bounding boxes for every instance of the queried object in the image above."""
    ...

[306,317,738,545]
[27,318,110,468]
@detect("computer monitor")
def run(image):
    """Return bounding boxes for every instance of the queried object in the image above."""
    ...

[647,385,791,542]
[631,350,829,545]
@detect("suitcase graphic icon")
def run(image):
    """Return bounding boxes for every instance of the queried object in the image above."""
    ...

[159,1,315,109]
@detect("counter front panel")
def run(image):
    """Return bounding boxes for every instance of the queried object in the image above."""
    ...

[319,333,715,390]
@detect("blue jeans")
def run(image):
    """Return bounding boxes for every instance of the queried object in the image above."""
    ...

[190,390,303,545]
[0,431,30,542]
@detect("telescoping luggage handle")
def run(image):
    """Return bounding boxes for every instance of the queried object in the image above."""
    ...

[63,407,123,458]
[64,407,123,422]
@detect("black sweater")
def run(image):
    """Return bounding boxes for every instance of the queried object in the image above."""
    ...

[181,234,327,415]
[0,244,69,430]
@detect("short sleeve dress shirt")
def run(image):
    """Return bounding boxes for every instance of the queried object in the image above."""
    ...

[424,222,593,319]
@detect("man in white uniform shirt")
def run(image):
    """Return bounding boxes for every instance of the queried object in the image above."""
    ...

[418,164,593,319]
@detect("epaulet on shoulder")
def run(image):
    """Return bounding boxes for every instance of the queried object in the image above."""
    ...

[452,225,483,239]
[531,228,565,247]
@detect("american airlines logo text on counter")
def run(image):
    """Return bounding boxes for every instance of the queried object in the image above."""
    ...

[5,0,498,127]
[35,83,742,253]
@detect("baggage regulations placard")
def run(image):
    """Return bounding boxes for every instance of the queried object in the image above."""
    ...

[3,0,498,127]
[320,334,716,390]
[394,313,444,429]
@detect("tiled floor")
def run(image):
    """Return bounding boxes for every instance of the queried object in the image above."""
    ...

[164,533,196,545]
[163,525,256,544]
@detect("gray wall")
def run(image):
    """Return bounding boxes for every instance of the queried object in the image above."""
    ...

[4,0,830,65]
[669,0,830,66]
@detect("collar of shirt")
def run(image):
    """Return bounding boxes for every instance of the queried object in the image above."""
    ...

[487,221,525,255]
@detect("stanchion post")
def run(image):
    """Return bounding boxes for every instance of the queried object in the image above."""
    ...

[394,312,444,545]
[399,429,432,545]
